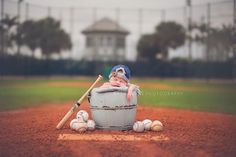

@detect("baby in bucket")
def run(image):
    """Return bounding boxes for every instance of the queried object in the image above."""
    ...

[89,65,140,130]
[100,64,140,102]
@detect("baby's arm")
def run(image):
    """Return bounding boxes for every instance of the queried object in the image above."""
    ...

[127,83,138,102]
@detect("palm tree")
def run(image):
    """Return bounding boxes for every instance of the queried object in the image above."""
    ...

[0,15,18,54]
[192,23,234,62]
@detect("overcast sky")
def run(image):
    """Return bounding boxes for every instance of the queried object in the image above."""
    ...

[23,0,226,9]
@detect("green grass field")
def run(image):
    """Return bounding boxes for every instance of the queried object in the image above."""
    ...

[0,77,236,114]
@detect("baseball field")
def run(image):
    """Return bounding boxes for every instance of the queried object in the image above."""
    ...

[0,77,236,156]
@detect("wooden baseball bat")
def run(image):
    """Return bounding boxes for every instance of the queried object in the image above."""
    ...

[56,75,103,129]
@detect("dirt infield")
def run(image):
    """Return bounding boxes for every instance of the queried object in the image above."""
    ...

[0,103,236,157]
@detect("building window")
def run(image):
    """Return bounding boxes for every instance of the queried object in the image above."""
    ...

[107,36,112,46]
[87,37,93,47]
[116,37,124,48]
[101,36,106,47]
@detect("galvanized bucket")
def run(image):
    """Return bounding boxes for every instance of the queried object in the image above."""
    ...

[89,86,138,130]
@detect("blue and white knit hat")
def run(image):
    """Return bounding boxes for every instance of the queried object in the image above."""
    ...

[109,65,131,82]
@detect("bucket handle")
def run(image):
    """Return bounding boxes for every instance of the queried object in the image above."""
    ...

[95,87,129,93]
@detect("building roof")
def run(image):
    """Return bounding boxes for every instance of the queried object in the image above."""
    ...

[82,17,129,35]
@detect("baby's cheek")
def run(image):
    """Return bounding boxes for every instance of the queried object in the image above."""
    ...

[121,82,128,86]
[117,79,126,84]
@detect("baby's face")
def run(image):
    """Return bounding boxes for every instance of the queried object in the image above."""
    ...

[109,76,127,86]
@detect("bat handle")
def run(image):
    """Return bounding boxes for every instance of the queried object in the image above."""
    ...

[76,75,103,105]
[56,104,78,129]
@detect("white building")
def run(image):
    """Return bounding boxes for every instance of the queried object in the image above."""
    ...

[82,18,129,61]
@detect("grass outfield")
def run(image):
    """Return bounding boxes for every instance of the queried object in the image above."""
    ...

[0,77,236,114]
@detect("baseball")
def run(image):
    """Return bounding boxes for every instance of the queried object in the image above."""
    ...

[133,121,145,132]
[74,121,88,133]
[151,120,163,132]
[76,110,89,122]
[87,119,96,131]
[142,119,152,131]
[70,119,79,130]
[76,114,85,122]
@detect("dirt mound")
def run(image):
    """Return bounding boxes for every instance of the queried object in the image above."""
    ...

[0,103,236,157]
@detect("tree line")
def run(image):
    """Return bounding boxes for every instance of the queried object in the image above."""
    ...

[0,15,235,62]
[137,21,235,62]
[0,15,71,58]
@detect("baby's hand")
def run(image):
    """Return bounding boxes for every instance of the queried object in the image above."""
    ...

[127,90,133,102]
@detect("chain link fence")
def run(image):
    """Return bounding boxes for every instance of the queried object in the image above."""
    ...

[1,0,234,61]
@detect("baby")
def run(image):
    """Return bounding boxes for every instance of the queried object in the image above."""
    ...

[101,65,138,102]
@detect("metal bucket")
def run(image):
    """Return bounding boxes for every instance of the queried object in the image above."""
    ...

[89,87,138,130]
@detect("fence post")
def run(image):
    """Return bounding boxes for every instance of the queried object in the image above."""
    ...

[138,8,143,36]
[16,0,23,55]
[116,7,120,29]
[233,0,236,82]
[93,7,97,23]
[25,2,29,20]
[0,0,4,55]
[161,9,165,22]
[70,7,74,37]
[206,3,211,82]
[186,0,192,61]
[47,6,51,17]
